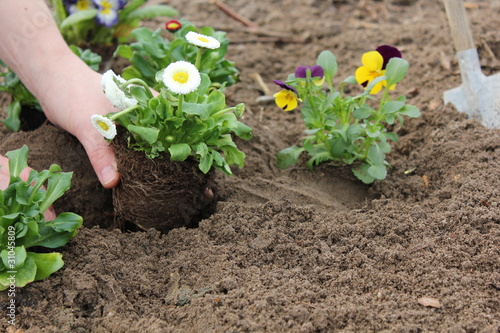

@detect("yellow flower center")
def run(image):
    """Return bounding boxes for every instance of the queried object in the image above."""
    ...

[101,0,113,14]
[77,0,92,10]
[98,121,109,131]
[197,36,209,43]
[173,71,189,84]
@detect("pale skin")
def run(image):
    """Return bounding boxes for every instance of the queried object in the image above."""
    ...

[0,0,120,195]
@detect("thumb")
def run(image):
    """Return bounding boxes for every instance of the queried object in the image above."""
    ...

[79,135,120,189]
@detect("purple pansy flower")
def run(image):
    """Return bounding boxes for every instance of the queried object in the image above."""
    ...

[376,45,402,69]
[295,65,324,79]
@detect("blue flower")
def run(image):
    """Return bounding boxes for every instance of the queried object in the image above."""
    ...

[65,0,96,15]
[94,0,121,27]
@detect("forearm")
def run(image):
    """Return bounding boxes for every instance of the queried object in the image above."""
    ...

[0,0,79,100]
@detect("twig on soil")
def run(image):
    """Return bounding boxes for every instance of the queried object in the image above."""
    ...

[209,0,257,28]
[250,72,271,96]
[210,0,306,43]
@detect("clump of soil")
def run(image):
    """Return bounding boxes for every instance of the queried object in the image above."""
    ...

[112,128,217,233]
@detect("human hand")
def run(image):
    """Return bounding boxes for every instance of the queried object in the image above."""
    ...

[34,53,121,189]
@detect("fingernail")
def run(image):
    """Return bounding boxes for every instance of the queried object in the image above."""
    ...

[100,165,117,187]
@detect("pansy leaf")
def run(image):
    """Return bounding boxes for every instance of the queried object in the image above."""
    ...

[59,9,98,30]
[353,164,376,184]
[381,101,405,114]
[317,50,337,83]
[399,104,421,118]
[368,144,385,165]
[368,164,387,180]
[385,57,409,87]
[353,105,376,119]
[277,146,305,169]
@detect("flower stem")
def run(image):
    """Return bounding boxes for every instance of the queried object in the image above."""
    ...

[195,48,202,69]
[120,78,154,98]
[176,94,184,117]
[109,105,140,121]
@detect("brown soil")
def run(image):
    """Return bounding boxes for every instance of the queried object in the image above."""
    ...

[1,0,499,332]
[112,128,217,233]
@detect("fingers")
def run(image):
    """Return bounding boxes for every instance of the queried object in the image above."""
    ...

[79,134,120,189]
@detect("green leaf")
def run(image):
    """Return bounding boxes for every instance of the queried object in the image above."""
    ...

[114,44,134,59]
[399,104,421,118]
[352,164,375,184]
[277,146,305,169]
[385,132,399,142]
[59,9,98,30]
[127,125,159,145]
[5,145,29,178]
[368,144,385,165]
[0,256,37,289]
[2,100,21,131]
[368,164,387,180]
[385,57,409,87]
[329,136,346,158]
[1,246,27,269]
[233,121,253,140]
[39,172,73,213]
[168,143,191,161]
[44,212,83,234]
[125,5,179,21]
[317,50,337,83]
[27,252,64,281]
[380,101,404,114]
[353,105,376,119]
[221,146,246,169]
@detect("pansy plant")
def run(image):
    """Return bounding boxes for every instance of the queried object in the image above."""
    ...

[114,20,239,90]
[51,0,179,46]
[275,46,421,184]
[91,45,252,175]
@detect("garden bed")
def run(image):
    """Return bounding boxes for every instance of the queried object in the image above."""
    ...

[1,0,499,331]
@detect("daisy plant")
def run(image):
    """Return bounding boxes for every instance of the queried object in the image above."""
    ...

[91,54,252,175]
[0,145,83,290]
[275,45,421,184]
[114,20,239,91]
[51,0,179,46]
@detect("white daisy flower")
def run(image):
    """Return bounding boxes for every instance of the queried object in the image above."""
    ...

[101,70,138,110]
[161,61,201,95]
[91,114,117,140]
[185,31,221,49]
